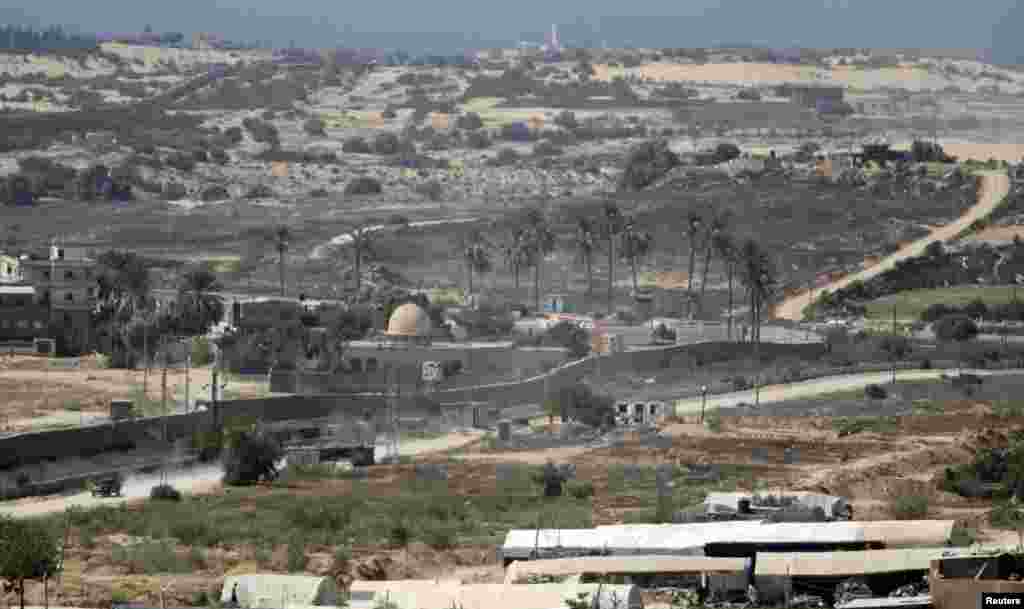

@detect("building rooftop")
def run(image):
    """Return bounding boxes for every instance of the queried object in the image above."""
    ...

[0,286,35,295]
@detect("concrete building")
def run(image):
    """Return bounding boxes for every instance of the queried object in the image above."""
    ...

[0,285,48,342]
[783,84,845,110]
[19,242,98,353]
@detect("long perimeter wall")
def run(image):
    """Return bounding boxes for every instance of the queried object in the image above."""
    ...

[0,341,824,470]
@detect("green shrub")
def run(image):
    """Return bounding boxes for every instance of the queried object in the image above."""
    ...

[96,353,112,369]
[421,522,457,550]
[188,545,207,569]
[705,408,722,432]
[286,539,307,572]
[190,337,213,366]
[889,494,929,520]
[111,590,131,605]
[567,480,595,499]
[111,540,188,574]
[388,519,413,548]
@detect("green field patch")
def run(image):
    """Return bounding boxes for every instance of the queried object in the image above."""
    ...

[865,286,1022,321]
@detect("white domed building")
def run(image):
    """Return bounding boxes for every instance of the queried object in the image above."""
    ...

[384,303,433,345]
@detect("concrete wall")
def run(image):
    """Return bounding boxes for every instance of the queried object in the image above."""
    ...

[0,393,443,471]
[274,341,826,404]
[0,341,825,471]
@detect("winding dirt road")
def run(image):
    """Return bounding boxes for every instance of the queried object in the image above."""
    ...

[773,171,1012,321]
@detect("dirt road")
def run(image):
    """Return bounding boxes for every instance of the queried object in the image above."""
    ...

[669,367,1024,415]
[773,171,1012,321]
[1,431,486,519]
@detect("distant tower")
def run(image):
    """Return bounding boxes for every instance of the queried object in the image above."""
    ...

[544,24,560,54]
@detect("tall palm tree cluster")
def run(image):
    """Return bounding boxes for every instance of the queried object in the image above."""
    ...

[460,202,777,344]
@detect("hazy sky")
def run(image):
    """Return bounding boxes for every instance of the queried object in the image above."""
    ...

[2,0,1022,62]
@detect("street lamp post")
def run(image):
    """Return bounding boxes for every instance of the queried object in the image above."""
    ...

[699,385,708,424]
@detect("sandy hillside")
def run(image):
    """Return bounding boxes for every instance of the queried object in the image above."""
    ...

[0,354,268,433]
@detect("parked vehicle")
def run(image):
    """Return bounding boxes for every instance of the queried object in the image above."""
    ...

[89,473,124,498]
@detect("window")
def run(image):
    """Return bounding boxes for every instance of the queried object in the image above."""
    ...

[16,320,28,329]
[64,271,74,280]
[65,293,73,302]
[32,320,43,329]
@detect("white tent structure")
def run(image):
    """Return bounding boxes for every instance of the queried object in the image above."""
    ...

[220,575,339,608]
[349,581,642,609]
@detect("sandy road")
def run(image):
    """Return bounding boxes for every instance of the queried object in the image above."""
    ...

[773,171,1012,321]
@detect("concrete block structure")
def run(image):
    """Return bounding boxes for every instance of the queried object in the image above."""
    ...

[19,242,98,353]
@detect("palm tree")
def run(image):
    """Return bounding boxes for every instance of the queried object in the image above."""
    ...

[573,217,598,299]
[523,208,555,315]
[269,225,291,297]
[685,210,703,318]
[738,239,777,346]
[620,220,654,294]
[601,202,626,315]
[698,210,731,317]
[177,268,224,336]
[502,227,533,298]
[96,250,153,369]
[461,228,492,295]
[713,232,737,340]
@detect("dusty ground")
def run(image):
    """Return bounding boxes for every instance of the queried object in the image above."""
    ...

[0,354,268,434]
[5,388,1019,608]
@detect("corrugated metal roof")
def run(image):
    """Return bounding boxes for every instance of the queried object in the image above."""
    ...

[220,575,338,608]
[505,522,870,559]
[858,521,955,546]
[597,521,866,544]
[350,582,641,609]
[505,556,747,583]
[755,547,968,576]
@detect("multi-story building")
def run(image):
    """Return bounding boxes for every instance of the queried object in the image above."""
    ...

[0,285,48,342]
[20,243,98,353]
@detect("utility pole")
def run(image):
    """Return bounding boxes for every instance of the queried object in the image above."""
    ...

[161,336,169,486]
[185,353,191,413]
[891,301,898,385]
